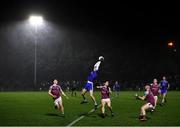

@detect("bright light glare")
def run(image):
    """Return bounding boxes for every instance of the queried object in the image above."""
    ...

[29,16,43,26]
[168,42,173,47]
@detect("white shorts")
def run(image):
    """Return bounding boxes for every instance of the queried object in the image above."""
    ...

[154,96,158,99]
[54,97,62,106]
[102,98,111,103]
[147,103,154,108]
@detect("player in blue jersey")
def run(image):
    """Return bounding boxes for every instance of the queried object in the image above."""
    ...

[159,76,170,105]
[81,56,104,109]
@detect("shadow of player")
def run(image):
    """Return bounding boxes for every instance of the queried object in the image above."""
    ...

[45,113,65,117]
[129,116,151,120]
[98,113,113,118]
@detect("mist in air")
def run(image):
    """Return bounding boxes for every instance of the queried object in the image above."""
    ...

[0,20,111,86]
[0,19,178,89]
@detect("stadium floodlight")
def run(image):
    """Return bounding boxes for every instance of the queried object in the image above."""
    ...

[29,15,43,26]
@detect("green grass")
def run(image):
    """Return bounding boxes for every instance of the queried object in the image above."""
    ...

[0,91,180,126]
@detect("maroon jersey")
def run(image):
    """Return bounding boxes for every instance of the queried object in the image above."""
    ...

[101,86,110,99]
[145,90,155,106]
[49,84,61,99]
[151,83,159,96]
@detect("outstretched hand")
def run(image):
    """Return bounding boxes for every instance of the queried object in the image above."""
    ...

[66,96,69,99]
[134,93,138,99]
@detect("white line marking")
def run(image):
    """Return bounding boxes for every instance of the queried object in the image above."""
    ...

[66,97,115,127]
[66,105,101,127]
[66,115,84,127]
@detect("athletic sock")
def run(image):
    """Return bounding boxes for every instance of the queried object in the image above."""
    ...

[94,104,98,110]
[55,105,58,109]
[111,112,114,117]
[140,115,147,121]
[95,102,97,105]
[82,94,86,100]
[108,107,113,113]
[139,115,143,119]
[102,113,105,118]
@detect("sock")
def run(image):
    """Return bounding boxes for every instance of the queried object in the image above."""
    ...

[142,115,146,119]
[139,115,143,119]
[82,94,86,100]
[102,113,105,117]
[108,107,113,113]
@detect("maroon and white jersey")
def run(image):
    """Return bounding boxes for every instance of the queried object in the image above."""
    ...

[49,84,61,99]
[151,83,159,96]
[101,86,110,99]
[145,90,155,106]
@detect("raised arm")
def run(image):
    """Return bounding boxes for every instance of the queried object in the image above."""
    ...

[94,61,101,71]
[93,56,104,71]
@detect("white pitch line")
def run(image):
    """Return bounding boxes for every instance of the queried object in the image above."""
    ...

[66,105,101,127]
[66,115,84,127]
[66,97,114,127]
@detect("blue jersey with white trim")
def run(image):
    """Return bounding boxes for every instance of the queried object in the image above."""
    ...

[87,71,97,82]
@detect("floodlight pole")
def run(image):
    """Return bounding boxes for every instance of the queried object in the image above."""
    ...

[29,15,43,90]
[34,24,37,88]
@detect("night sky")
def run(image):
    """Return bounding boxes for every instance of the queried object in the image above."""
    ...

[0,1,179,88]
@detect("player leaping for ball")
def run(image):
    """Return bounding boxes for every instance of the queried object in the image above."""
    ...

[81,56,104,110]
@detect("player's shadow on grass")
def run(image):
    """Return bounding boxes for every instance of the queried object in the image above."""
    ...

[45,113,64,118]
[129,116,151,120]
[97,113,114,118]
[98,113,105,118]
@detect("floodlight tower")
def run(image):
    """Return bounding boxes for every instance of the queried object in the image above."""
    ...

[29,15,43,88]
